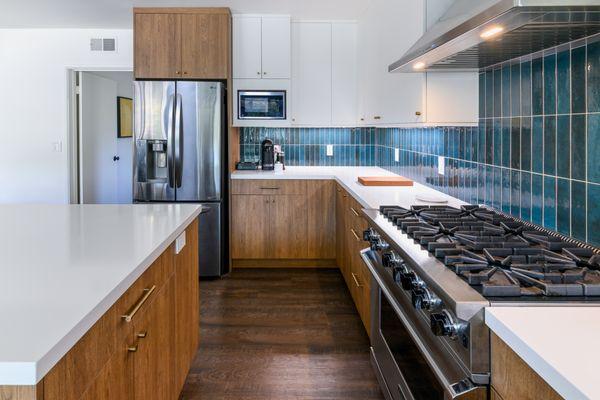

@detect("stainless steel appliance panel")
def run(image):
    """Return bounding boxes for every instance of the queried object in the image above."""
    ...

[197,202,223,277]
[133,81,176,201]
[175,81,223,202]
[238,90,286,120]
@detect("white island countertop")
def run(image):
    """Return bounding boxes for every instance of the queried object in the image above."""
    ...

[486,307,600,400]
[232,166,467,209]
[0,204,202,385]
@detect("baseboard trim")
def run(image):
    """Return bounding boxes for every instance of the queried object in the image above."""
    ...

[232,259,338,268]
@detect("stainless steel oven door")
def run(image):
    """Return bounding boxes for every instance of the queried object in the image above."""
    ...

[361,249,487,400]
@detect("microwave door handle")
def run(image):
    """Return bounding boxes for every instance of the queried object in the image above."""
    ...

[166,94,175,189]
[174,94,183,188]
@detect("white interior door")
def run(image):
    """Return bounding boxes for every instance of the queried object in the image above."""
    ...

[80,72,118,204]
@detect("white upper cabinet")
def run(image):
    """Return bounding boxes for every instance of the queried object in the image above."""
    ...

[332,23,358,126]
[261,17,291,79]
[233,15,291,80]
[426,72,478,124]
[291,22,332,126]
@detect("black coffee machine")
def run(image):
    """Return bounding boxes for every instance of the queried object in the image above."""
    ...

[261,139,275,170]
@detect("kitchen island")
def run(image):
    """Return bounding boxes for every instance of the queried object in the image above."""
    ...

[0,204,201,399]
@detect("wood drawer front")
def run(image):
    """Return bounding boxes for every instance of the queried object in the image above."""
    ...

[43,247,175,400]
[231,179,307,195]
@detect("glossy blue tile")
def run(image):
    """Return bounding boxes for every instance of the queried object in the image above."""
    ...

[532,57,544,115]
[486,166,494,207]
[486,120,494,164]
[556,115,570,178]
[571,181,586,241]
[502,65,511,117]
[587,40,600,113]
[479,73,486,118]
[511,170,521,217]
[478,165,486,204]
[571,115,586,181]
[521,117,532,171]
[501,118,511,168]
[502,169,511,213]
[521,60,532,116]
[588,184,600,245]
[544,116,556,175]
[511,63,521,117]
[571,45,587,114]
[588,114,600,184]
[532,174,543,225]
[544,53,557,115]
[543,176,556,230]
[478,122,486,164]
[556,178,571,236]
[521,172,532,221]
[494,68,502,118]
[511,117,521,170]
[486,70,494,118]
[493,167,502,210]
[493,119,501,166]
[557,49,571,115]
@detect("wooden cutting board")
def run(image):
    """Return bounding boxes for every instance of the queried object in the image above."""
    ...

[358,176,414,186]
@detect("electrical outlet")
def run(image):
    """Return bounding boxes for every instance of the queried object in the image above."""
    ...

[394,148,400,162]
[52,141,63,153]
[175,231,186,254]
[326,144,334,156]
[438,156,445,175]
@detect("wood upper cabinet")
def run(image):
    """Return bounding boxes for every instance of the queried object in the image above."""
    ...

[134,8,231,79]
[134,13,181,79]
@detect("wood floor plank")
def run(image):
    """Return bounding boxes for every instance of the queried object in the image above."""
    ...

[179,268,383,400]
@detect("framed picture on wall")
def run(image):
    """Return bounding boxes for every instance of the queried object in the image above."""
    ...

[117,96,133,138]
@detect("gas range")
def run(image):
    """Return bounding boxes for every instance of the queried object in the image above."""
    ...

[360,204,600,400]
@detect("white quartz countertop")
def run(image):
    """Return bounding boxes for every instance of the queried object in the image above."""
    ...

[486,307,600,400]
[0,204,202,385]
[232,166,467,209]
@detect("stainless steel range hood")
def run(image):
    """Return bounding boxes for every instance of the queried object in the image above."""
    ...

[389,0,600,72]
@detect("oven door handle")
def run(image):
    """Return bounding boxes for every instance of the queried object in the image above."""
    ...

[359,248,487,400]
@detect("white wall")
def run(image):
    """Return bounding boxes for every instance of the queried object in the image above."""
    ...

[0,29,133,204]
[90,71,134,204]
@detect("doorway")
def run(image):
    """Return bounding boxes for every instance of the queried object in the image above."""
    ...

[69,70,134,204]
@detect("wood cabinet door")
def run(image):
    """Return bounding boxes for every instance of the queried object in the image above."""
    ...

[336,187,349,280]
[181,13,229,79]
[231,195,271,259]
[132,278,176,400]
[134,13,181,79]
[174,220,200,394]
[270,194,308,258]
[233,16,262,79]
[306,180,336,259]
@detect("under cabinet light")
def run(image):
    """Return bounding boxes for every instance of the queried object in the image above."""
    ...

[480,25,504,39]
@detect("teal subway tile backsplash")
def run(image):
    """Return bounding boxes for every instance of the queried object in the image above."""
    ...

[239,35,599,246]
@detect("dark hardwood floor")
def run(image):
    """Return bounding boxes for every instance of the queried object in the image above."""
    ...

[180,268,384,400]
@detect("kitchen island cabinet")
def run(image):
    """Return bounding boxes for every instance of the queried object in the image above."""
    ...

[0,204,201,400]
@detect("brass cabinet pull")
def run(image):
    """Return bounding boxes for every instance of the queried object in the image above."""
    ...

[175,71,181,75]
[259,187,280,190]
[127,345,138,353]
[350,207,359,217]
[137,331,148,338]
[122,285,156,322]
[351,272,362,288]
[183,71,188,75]
[350,228,360,242]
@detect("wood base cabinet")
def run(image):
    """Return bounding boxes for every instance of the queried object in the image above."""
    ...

[10,221,201,400]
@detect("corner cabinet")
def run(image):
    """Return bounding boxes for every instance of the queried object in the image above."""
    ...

[36,220,200,400]
[134,8,230,79]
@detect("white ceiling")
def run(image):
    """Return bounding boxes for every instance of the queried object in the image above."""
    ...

[0,0,370,28]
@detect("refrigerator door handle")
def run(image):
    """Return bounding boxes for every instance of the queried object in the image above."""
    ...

[166,94,175,189]
[174,94,183,188]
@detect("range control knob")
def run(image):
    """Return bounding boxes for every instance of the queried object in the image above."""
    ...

[430,310,464,338]
[371,238,389,251]
[382,252,401,268]
[392,264,409,283]
[411,288,441,311]
[362,229,374,242]
[399,271,416,290]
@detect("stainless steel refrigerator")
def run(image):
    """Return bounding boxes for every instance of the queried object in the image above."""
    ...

[133,80,228,277]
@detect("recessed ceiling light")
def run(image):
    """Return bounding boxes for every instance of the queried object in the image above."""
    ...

[481,25,504,39]
[413,62,426,70]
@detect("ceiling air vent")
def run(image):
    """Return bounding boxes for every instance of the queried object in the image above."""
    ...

[90,38,117,52]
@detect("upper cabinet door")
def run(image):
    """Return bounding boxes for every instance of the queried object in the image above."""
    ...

[180,13,229,79]
[332,23,357,126]
[134,13,181,79]
[233,16,262,79]
[261,16,291,79]
[291,22,332,126]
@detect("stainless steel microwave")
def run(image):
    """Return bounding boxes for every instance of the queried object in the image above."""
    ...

[237,90,286,120]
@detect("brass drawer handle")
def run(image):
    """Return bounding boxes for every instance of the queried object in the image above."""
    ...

[122,285,156,322]
[137,331,148,338]
[259,187,280,190]
[351,272,362,288]
[127,345,138,353]
[350,228,361,242]
[350,207,359,217]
